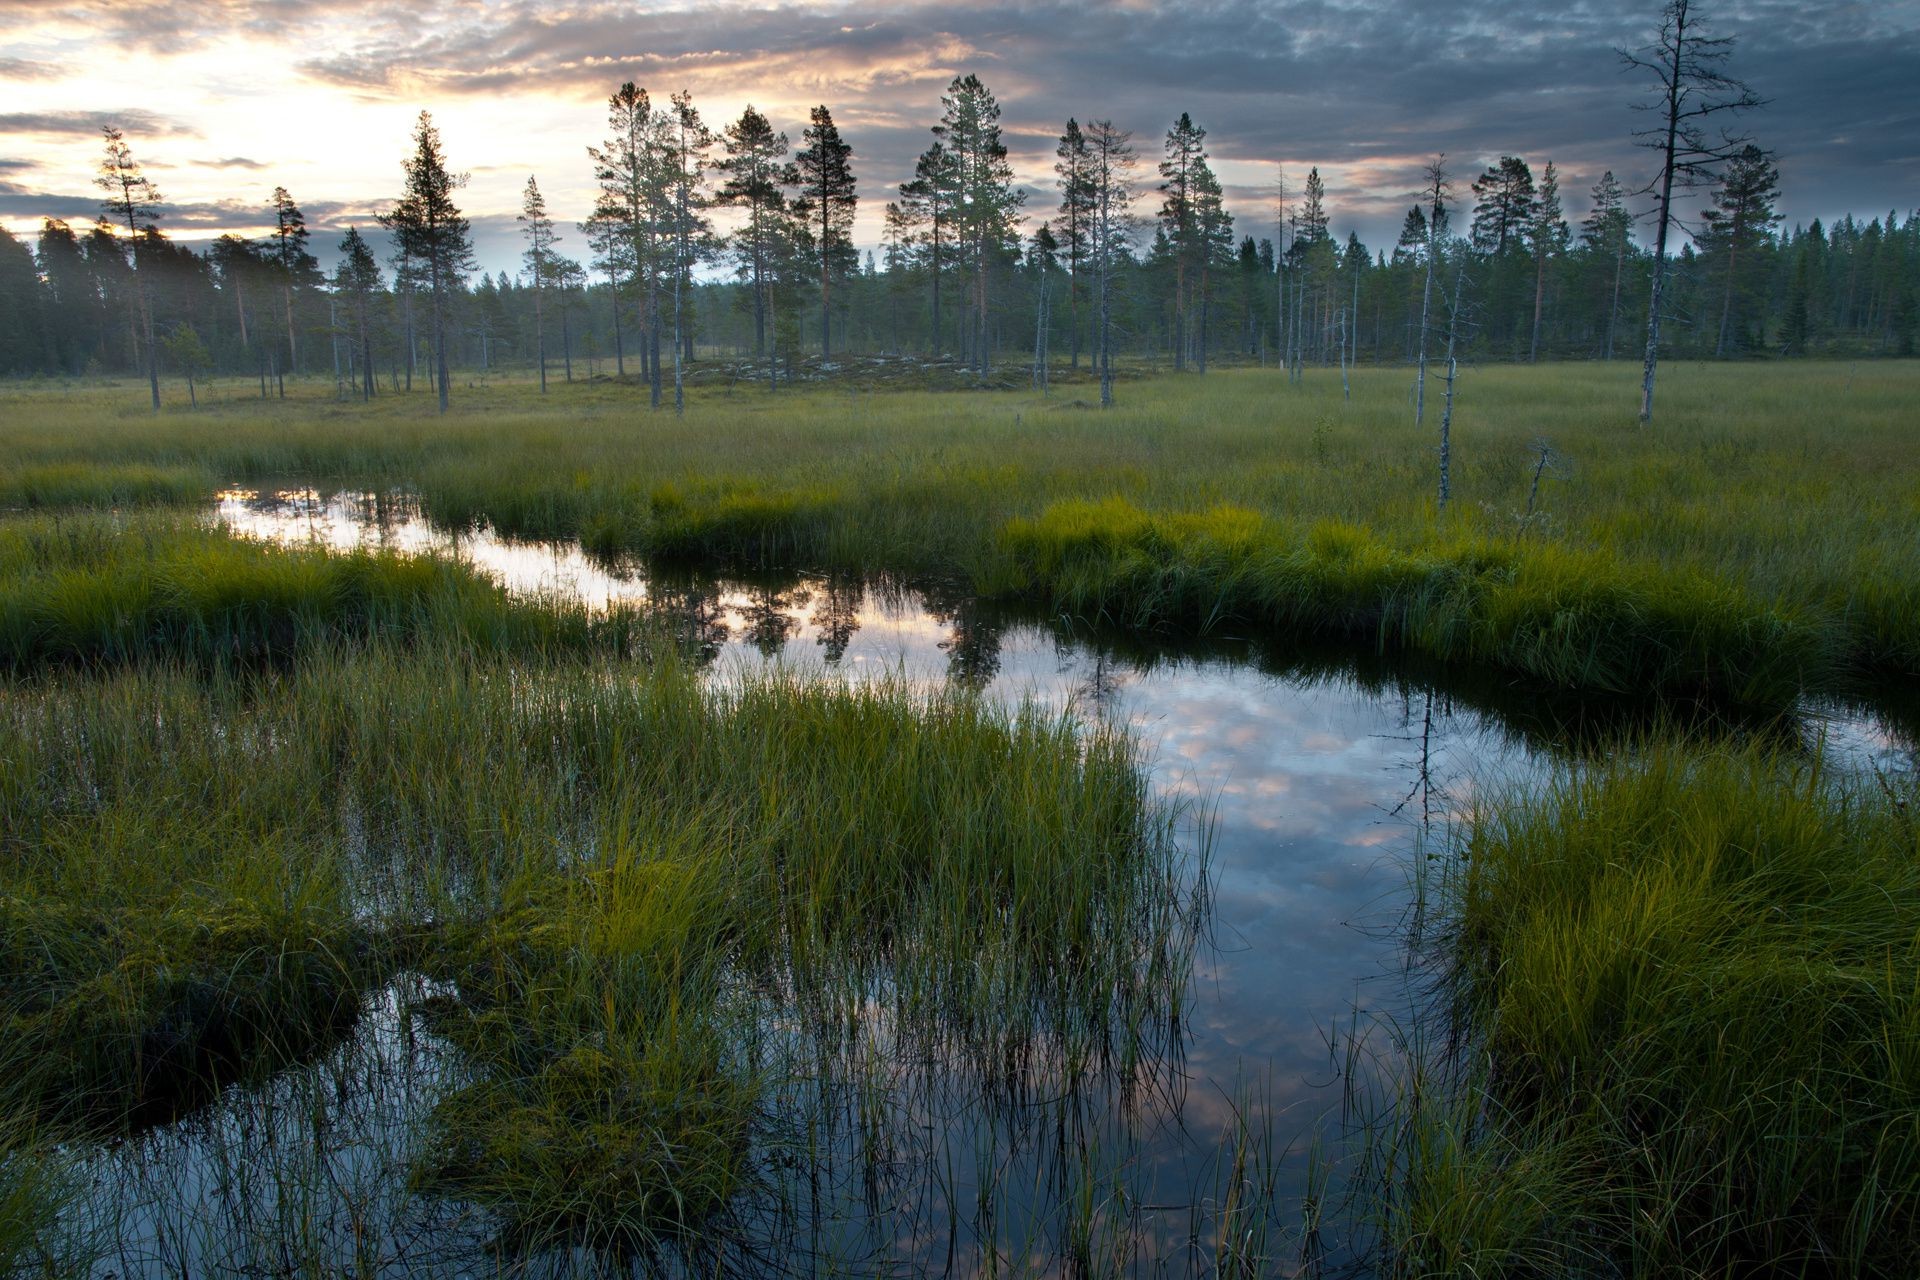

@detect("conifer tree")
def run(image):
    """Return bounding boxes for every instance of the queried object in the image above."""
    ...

[1581,170,1634,359]
[268,186,319,380]
[1699,143,1780,355]
[1526,161,1569,360]
[333,226,382,400]
[791,104,856,359]
[1470,156,1536,255]
[935,76,1021,377]
[900,140,960,355]
[717,105,789,360]
[518,174,560,392]
[379,111,472,415]
[1055,119,1095,368]
[95,125,163,412]
[1085,119,1136,407]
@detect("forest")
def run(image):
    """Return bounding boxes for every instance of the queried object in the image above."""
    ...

[1,72,1914,402]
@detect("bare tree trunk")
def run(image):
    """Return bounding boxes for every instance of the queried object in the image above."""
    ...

[1530,251,1547,361]
[432,263,449,415]
[1438,262,1465,510]
[1416,251,1436,422]
[535,271,547,393]
[1715,240,1738,356]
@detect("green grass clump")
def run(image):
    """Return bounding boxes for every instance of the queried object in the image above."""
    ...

[0,461,211,510]
[994,498,1821,703]
[0,895,377,1127]
[1425,745,1920,1273]
[0,514,652,671]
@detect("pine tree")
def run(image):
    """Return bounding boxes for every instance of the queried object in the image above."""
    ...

[1085,119,1136,407]
[584,82,654,382]
[662,90,714,414]
[94,125,163,412]
[900,140,960,356]
[1526,161,1569,360]
[268,186,319,381]
[1698,143,1780,355]
[716,105,789,360]
[1581,170,1634,359]
[1055,120,1095,368]
[334,226,382,400]
[790,105,856,359]
[936,76,1022,377]
[379,111,472,415]
[1470,156,1536,255]
[1158,112,1207,371]
[518,175,560,392]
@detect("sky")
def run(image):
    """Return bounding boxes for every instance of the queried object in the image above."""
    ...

[2,0,1915,275]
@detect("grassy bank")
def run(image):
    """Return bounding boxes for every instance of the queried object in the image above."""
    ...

[3,361,1916,704]
[1382,745,1920,1274]
[0,513,655,670]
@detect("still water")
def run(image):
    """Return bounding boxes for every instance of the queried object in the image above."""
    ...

[67,489,1907,1278]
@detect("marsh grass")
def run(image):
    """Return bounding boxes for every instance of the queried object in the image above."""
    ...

[0,514,655,671]
[0,635,1195,1265]
[1369,743,1920,1274]
[7,361,1914,703]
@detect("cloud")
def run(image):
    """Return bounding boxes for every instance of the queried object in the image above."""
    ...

[195,156,269,170]
[0,109,200,139]
[0,54,64,78]
[4,0,1915,264]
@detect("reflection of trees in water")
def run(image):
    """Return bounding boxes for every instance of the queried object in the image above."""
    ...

[1389,688,1450,835]
[923,583,1005,689]
[742,582,812,659]
[649,582,731,666]
[1069,645,1123,719]
[809,576,863,665]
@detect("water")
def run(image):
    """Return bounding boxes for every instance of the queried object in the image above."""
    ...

[59,488,1906,1277]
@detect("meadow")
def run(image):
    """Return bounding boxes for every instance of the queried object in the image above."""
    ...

[3,359,1915,707]
[0,359,1915,1275]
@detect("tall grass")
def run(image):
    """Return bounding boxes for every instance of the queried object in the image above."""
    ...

[0,514,653,670]
[1387,743,1920,1273]
[0,642,1191,1262]
[6,361,1915,703]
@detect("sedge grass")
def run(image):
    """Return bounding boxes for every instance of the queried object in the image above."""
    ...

[5,361,1915,705]
[0,638,1189,1261]
[1386,742,1920,1274]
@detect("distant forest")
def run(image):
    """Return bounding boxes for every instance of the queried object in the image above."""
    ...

[1,48,1915,399]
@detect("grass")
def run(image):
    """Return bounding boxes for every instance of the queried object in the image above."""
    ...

[3,361,1915,1271]
[1379,743,1920,1274]
[0,513,655,671]
[4,360,1916,705]
[0,637,1190,1261]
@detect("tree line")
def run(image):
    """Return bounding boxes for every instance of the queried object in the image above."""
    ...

[0,0,1913,420]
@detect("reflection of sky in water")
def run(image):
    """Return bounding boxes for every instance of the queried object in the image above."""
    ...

[187,490,1912,1274]
[214,490,1523,1091]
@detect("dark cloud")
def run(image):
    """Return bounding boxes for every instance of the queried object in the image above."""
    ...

[0,108,199,139]
[4,1,1913,262]
[265,0,1920,245]
[195,156,269,170]
[0,54,63,78]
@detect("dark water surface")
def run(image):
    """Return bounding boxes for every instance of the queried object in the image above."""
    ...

[65,489,1906,1278]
